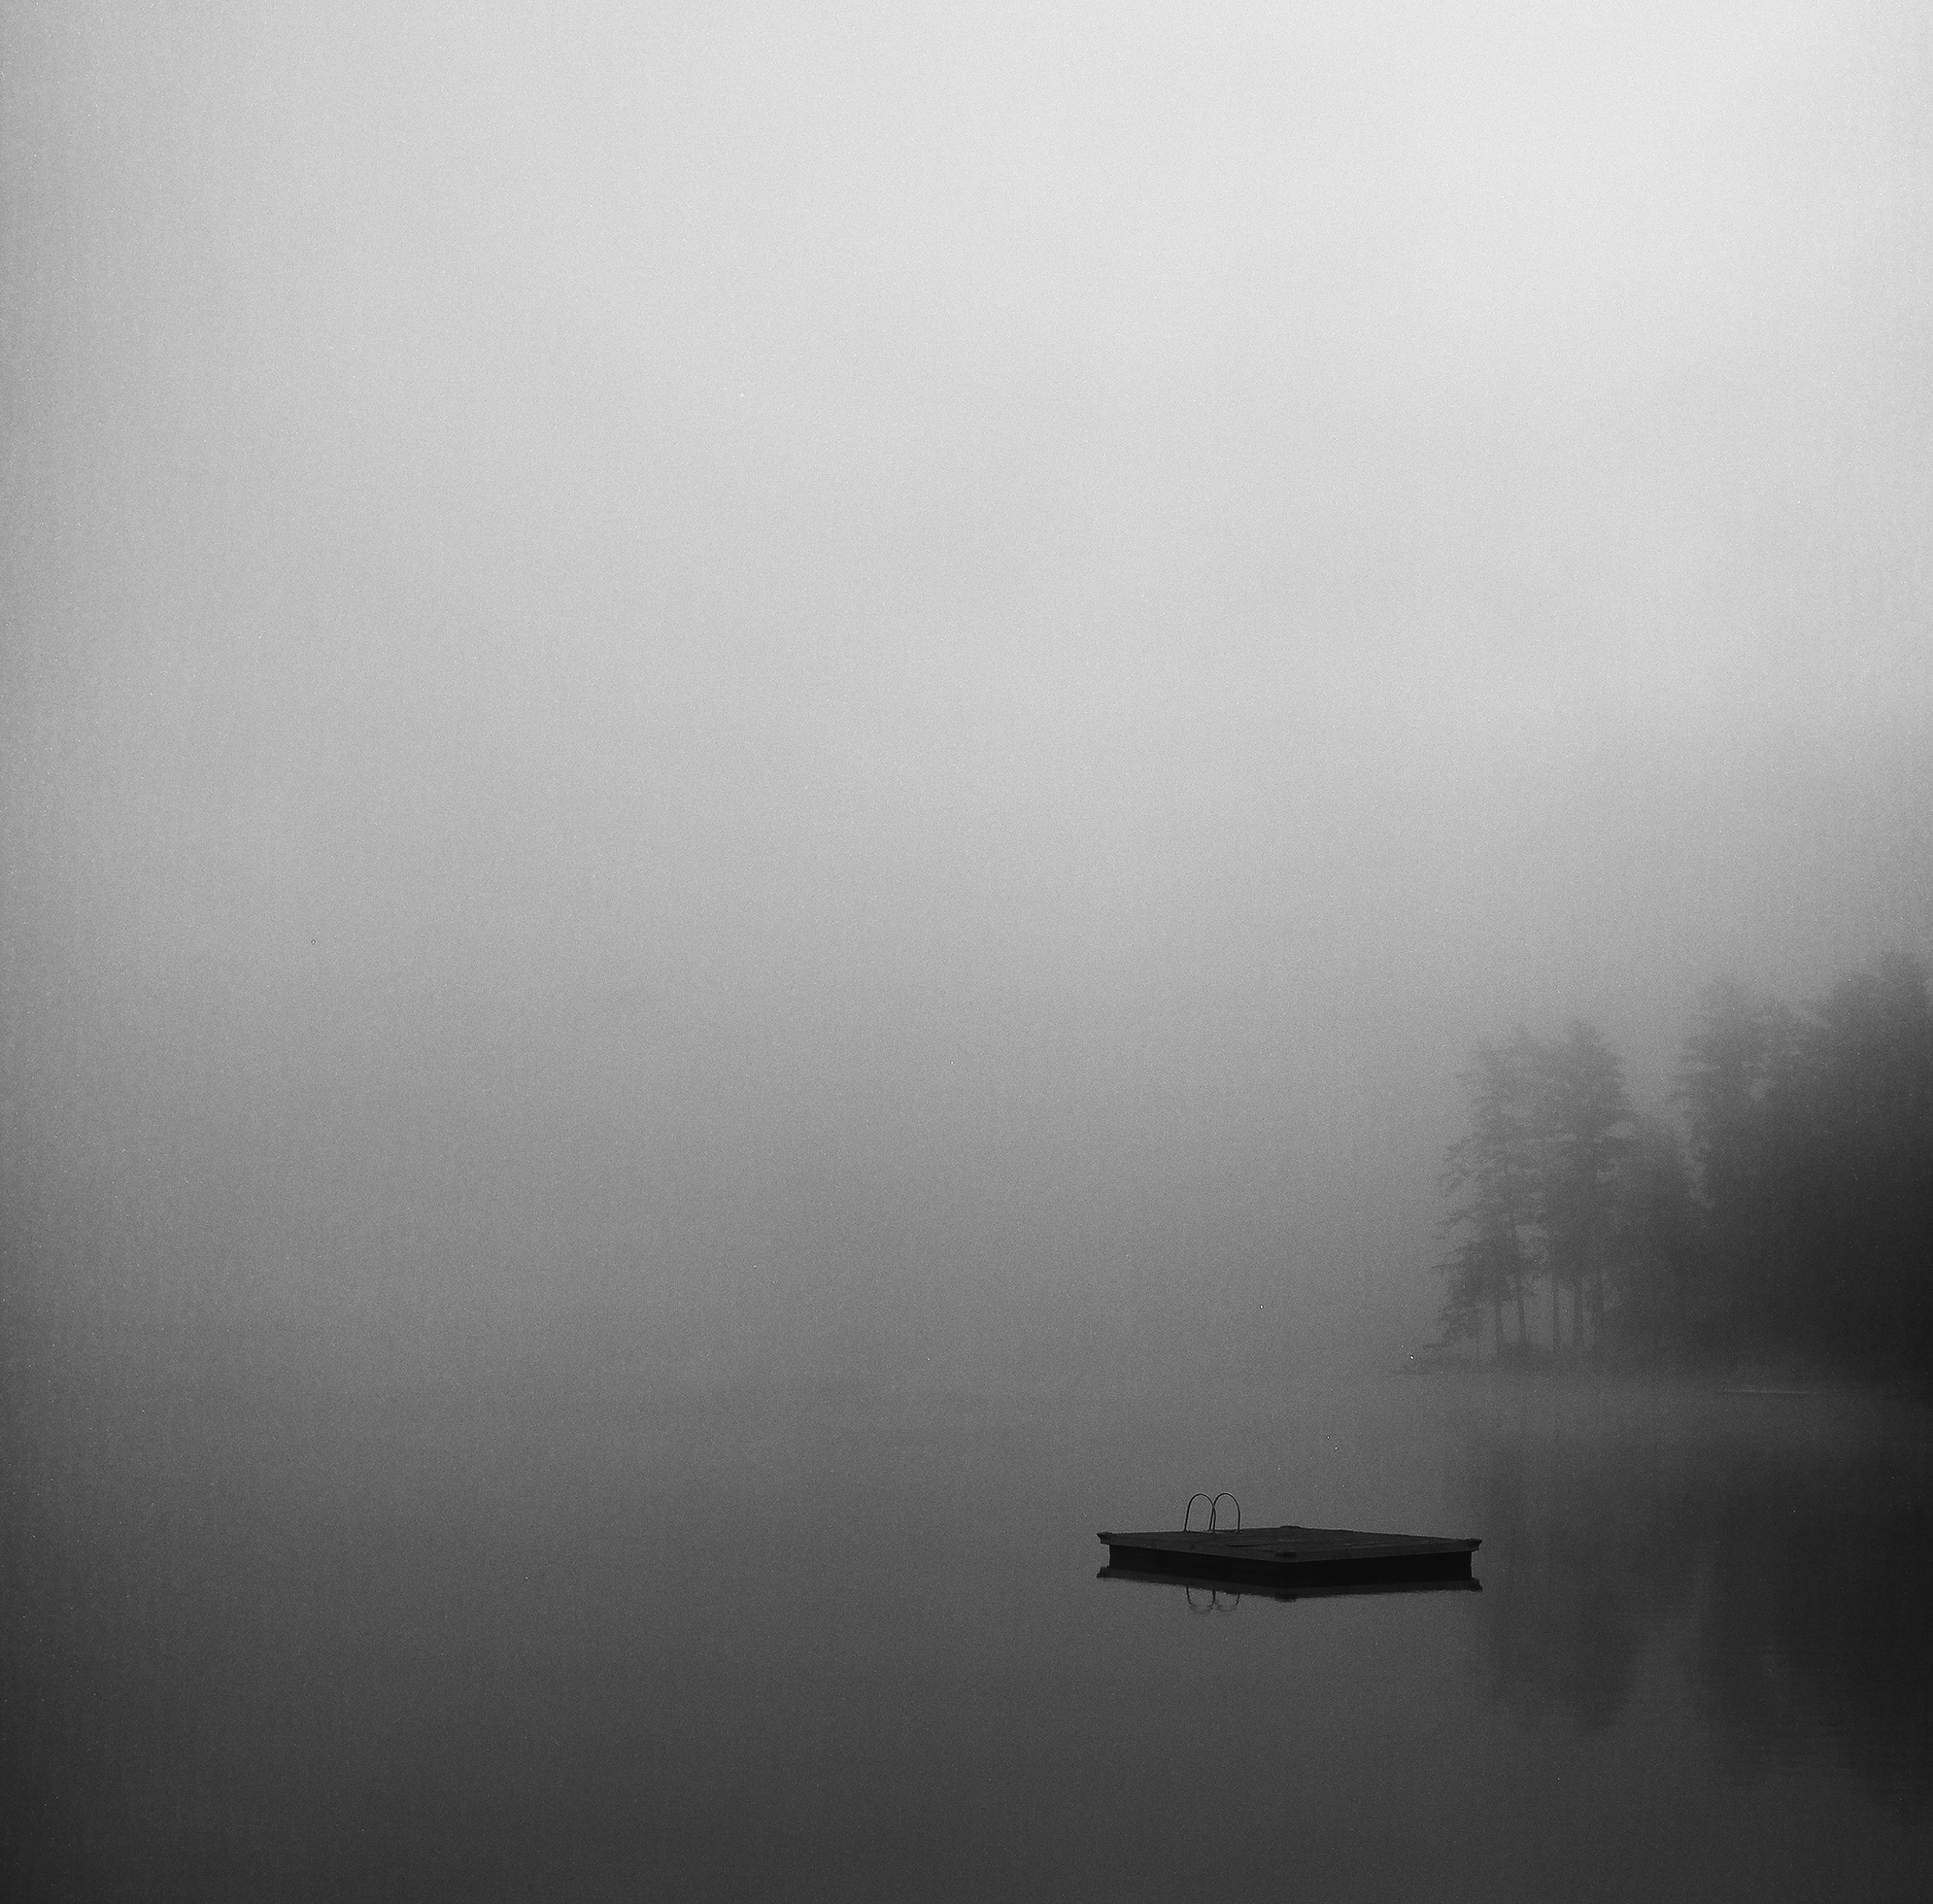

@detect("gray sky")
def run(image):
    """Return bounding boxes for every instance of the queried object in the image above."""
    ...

[5,1,1929,1375]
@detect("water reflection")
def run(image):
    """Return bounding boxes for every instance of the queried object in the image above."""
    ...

[9,1368,1930,1897]
[1184,1585,1241,1615]
[1098,1562,1482,1607]
[1447,1388,1933,1811]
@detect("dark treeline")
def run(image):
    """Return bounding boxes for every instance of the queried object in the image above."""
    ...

[1435,952,1933,1380]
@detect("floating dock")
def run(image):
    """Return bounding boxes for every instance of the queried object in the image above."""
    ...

[1098,1522,1480,1591]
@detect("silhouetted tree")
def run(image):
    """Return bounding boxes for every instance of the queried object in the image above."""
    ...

[1606,1114,1697,1358]
[1673,977,1795,1350]
[1532,1021,1631,1356]
[1666,955,1933,1374]
[1437,1034,1543,1355]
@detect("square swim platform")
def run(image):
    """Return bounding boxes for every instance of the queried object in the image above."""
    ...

[1098,1522,1480,1591]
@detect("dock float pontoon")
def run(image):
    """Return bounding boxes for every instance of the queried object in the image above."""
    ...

[1099,1513,1479,1592]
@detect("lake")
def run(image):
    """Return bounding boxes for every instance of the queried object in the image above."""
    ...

[8,1355,1931,1899]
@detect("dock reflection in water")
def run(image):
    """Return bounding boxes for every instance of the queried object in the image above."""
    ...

[1099,1559,1482,1604]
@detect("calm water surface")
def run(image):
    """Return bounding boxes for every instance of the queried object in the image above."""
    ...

[10,1362,1931,1899]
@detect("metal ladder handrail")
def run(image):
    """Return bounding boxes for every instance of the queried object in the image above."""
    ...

[1181,1491,1244,1532]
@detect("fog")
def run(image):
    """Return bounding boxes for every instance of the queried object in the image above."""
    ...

[5,0,1929,1397]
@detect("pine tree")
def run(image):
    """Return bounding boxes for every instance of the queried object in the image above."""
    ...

[1607,1114,1697,1358]
[1532,1021,1632,1357]
[1673,977,1794,1349]
[1438,1034,1542,1356]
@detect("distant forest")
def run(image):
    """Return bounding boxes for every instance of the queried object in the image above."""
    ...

[1434,952,1933,1380]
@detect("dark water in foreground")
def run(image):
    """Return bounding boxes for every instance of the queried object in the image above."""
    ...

[8,1361,1931,1900]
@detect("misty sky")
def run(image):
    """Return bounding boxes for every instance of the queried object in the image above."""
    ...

[5,2,1929,1371]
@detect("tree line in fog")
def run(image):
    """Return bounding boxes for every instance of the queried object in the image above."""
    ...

[1434,952,1933,1379]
